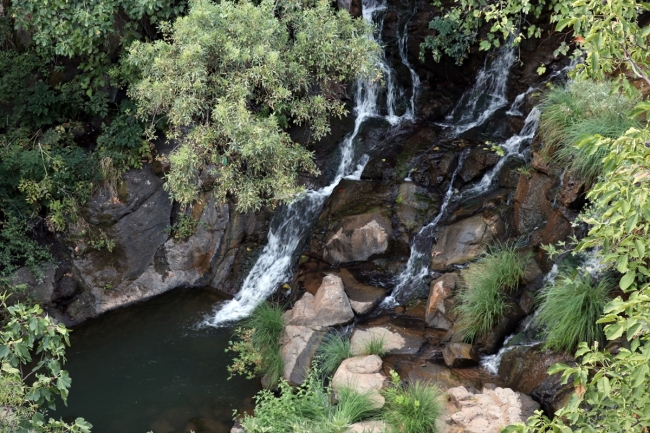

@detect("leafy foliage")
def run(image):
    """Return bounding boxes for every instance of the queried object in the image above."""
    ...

[382,370,442,433]
[0,217,53,279]
[126,0,380,211]
[317,332,352,376]
[0,293,92,432]
[536,270,614,353]
[227,301,284,388]
[420,9,476,65]
[539,81,640,184]
[238,366,378,433]
[455,244,528,341]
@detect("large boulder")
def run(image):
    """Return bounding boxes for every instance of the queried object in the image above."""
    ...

[332,355,386,408]
[350,326,424,356]
[442,343,479,368]
[443,386,540,433]
[284,274,354,327]
[279,325,326,385]
[324,212,392,264]
[498,344,574,414]
[338,268,386,315]
[430,214,504,271]
[7,264,56,306]
[425,273,459,330]
[394,182,440,234]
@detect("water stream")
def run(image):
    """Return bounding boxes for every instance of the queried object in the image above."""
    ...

[205,0,419,326]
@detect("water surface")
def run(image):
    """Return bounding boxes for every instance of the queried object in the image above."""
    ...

[54,288,261,433]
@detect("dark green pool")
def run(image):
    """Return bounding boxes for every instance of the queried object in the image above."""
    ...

[52,288,261,433]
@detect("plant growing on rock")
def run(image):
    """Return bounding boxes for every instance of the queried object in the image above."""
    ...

[363,334,387,357]
[226,301,284,388]
[539,81,639,184]
[455,243,529,341]
[382,370,442,433]
[536,270,614,353]
[238,366,378,433]
[317,332,352,375]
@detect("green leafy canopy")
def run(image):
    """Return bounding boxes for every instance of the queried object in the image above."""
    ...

[126,0,381,211]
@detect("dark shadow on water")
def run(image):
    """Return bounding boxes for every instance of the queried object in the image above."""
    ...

[52,288,261,433]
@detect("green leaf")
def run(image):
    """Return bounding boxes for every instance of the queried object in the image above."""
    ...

[605,323,625,340]
[620,271,636,291]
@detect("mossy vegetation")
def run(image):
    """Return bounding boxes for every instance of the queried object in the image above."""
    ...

[455,243,529,341]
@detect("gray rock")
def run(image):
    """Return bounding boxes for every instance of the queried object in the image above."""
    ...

[284,274,354,327]
[280,325,326,385]
[332,355,385,408]
[325,212,392,264]
[7,264,56,306]
[442,343,479,368]
[431,214,504,271]
[350,326,424,356]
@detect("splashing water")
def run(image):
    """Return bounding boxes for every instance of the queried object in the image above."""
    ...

[204,0,419,326]
[442,45,516,136]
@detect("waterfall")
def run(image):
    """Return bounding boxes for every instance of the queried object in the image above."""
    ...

[382,149,469,307]
[204,0,419,326]
[442,45,516,136]
[397,10,420,120]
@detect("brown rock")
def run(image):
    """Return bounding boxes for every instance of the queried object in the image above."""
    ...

[325,212,392,264]
[332,355,386,408]
[350,326,425,356]
[442,343,479,368]
[338,268,386,315]
[425,273,459,329]
[284,274,354,327]
[279,325,326,385]
[431,214,505,271]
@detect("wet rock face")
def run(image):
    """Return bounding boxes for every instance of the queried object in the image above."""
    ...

[498,344,574,414]
[443,385,540,433]
[431,213,505,271]
[337,268,387,315]
[284,274,355,327]
[442,343,479,368]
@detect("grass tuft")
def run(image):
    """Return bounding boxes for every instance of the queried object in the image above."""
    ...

[539,80,640,184]
[363,333,387,357]
[317,332,352,375]
[455,243,529,341]
[536,270,614,352]
[382,370,442,433]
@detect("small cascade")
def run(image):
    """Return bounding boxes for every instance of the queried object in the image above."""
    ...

[397,10,420,120]
[443,45,516,136]
[506,87,533,116]
[382,149,470,306]
[460,106,540,199]
[204,0,420,326]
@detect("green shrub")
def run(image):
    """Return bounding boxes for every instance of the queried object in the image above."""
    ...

[317,332,352,375]
[539,80,640,184]
[363,334,387,357]
[227,301,285,388]
[0,217,53,280]
[455,244,529,341]
[382,370,442,433]
[239,367,378,433]
[536,270,614,353]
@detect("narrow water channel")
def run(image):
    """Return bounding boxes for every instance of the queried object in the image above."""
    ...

[53,288,261,433]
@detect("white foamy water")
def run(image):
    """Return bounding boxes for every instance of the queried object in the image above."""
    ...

[204,0,419,326]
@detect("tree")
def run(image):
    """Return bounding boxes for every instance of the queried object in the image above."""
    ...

[125,0,380,211]
[0,293,92,432]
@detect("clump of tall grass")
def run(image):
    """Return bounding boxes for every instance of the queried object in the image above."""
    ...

[317,332,352,375]
[239,367,379,433]
[363,333,387,357]
[536,270,614,353]
[539,80,640,184]
[382,370,442,433]
[455,243,529,341]
[227,301,285,388]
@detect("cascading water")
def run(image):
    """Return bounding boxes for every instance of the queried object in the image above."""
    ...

[397,10,420,120]
[204,0,419,326]
[442,45,516,136]
[382,150,469,307]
